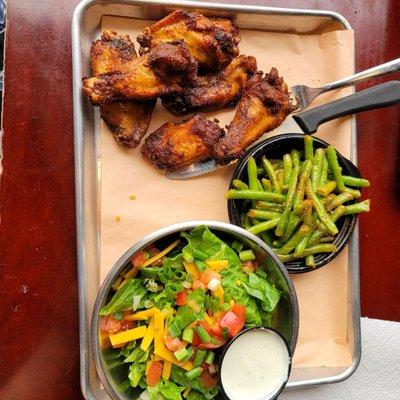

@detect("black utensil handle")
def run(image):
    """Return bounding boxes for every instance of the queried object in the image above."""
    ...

[293,80,400,134]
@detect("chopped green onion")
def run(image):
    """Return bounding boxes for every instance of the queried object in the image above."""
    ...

[183,251,194,263]
[194,350,207,367]
[113,311,124,320]
[182,346,194,362]
[231,240,244,253]
[239,249,255,262]
[192,249,208,261]
[195,325,211,343]
[194,259,207,272]
[185,366,203,380]
[182,327,194,343]
[169,322,182,338]
[174,347,189,362]
[221,327,229,340]
[205,351,215,365]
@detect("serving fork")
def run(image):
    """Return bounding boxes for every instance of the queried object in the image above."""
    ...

[291,57,400,111]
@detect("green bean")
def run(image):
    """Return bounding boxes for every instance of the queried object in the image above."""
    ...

[311,148,325,191]
[290,149,300,170]
[279,213,302,244]
[247,157,259,191]
[305,255,315,268]
[344,187,361,198]
[343,199,370,215]
[327,192,353,211]
[305,179,338,235]
[276,170,285,192]
[293,159,312,208]
[246,217,280,235]
[275,154,300,237]
[304,135,314,160]
[247,209,281,220]
[326,145,345,192]
[259,231,273,246]
[278,244,337,262]
[330,205,346,222]
[283,154,292,186]
[278,224,310,255]
[294,231,312,257]
[320,236,335,243]
[232,179,249,191]
[317,180,337,197]
[261,178,272,192]
[243,215,252,229]
[320,156,329,186]
[262,156,282,194]
[322,194,336,207]
[270,160,283,170]
[342,175,370,188]
[255,201,283,213]
[301,200,314,228]
[239,250,256,262]
[226,189,286,203]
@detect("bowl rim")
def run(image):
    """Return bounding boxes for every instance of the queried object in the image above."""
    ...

[227,133,360,274]
[90,220,299,400]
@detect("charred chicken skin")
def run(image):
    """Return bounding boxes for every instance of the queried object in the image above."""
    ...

[214,68,294,164]
[161,55,258,115]
[90,30,155,148]
[83,41,198,104]
[137,10,240,72]
[141,115,224,171]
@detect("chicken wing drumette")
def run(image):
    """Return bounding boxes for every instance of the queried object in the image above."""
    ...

[141,115,224,171]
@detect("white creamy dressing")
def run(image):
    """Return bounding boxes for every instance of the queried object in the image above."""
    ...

[220,329,290,400]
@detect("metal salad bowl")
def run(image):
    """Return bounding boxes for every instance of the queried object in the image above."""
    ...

[91,221,299,400]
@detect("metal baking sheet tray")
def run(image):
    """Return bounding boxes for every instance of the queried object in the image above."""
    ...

[72,1,361,398]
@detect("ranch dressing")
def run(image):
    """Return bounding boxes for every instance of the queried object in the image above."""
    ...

[220,329,290,400]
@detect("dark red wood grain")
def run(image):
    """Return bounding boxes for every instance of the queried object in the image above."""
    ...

[0,1,399,399]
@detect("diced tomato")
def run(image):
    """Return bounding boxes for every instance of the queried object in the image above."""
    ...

[165,336,182,352]
[175,290,187,306]
[192,280,206,290]
[242,261,258,275]
[198,339,225,350]
[192,332,201,347]
[199,269,221,285]
[99,315,135,334]
[208,323,223,339]
[146,361,163,386]
[219,309,245,338]
[131,250,148,268]
[232,303,246,320]
[201,369,217,388]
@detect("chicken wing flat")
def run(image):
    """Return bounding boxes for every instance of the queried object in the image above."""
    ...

[161,55,257,115]
[91,30,156,148]
[83,41,198,104]
[137,10,240,72]
[141,115,224,171]
[214,68,294,164]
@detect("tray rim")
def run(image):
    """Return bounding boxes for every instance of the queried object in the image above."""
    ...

[71,1,360,398]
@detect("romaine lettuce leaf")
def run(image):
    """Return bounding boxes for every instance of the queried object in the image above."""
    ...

[242,272,281,312]
[160,381,183,400]
[181,226,241,267]
[99,278,147,315]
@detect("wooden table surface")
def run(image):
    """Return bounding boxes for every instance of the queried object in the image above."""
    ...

[0,0,399,398]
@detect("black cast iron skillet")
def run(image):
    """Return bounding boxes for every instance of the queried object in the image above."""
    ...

[229,80,400,273]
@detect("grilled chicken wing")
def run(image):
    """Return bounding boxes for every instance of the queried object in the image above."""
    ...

[141,115,224,171]
[161,55,257,115]
[214,68,294,164]
[83,41,198,104]
[137,10,240,72]
[91,30,156,148]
